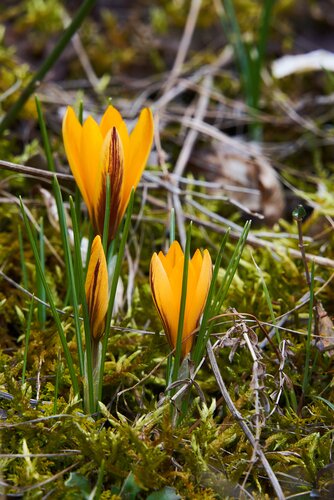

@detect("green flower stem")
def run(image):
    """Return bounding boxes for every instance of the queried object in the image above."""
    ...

[69,196,95,414]
[0,0,96,135]
[97,189,135,404]
[172,223,192,384]
[302,260,315,396]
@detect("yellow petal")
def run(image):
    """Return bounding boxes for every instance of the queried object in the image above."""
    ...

[159,241,183,275]
[99,104,130,173]
[120,108,154,218]
[85,235,108,341]
[99,105,125,137]
[190,250,212,329]
[93,127,124,240]
[80,116,103,214]
[150,253,177,350]
[62,107,91,211]
[181,260,199,356]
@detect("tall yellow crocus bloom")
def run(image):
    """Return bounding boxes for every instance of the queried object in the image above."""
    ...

[150,241,212,358]
[63,105,154,241]
[85,235,108,341]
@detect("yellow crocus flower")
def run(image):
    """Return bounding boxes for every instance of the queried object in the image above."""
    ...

[150,241,212,358]
[85,235,108,341]
[63,105,154,241]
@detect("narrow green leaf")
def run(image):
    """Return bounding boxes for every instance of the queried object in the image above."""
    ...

[214,220,251,315]
[36,217,46,328]
[52,176,85,381]
[0,0,97,135]
[35,95,55,172]
[19,197,79,396]
[169,207,175,245]
[192,228,230,367]
[18,225,28,290]
[22,295,34,385]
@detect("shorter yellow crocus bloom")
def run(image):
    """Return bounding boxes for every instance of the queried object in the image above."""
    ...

[63,105,154,241]
[150,241,212,358]
[85,235,108,341]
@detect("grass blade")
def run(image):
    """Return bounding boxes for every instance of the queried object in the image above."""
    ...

[18,225,28,290]
[192,228,230,367]
[22,295,34,385]
[35,95,55,172]
[52,176,85,381]
[213,220,251,315]
[19,197,79,396]
[0,0,97,135]
[36,217,46,328]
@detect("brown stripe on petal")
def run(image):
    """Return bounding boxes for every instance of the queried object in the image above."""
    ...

[94,127,124,241]
[87,258,103,340]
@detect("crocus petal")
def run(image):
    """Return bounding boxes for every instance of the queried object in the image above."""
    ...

[62,104,153,242]
[99,105,125,138]
[121,108,154,217]
[150,253,177,350]
[80,116,104,215]
[193,250,212,317]
[159,241,184,275]
[85,236,108,341]
[63,107,91,211]
[99,105,130,173]
[183,251,212,356]
[150,242,212,359]
[93,127,124,240]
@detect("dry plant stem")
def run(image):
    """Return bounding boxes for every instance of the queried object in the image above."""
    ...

[154,46,232,111]
[173,74,212,246]
[63,13,100,91]
[268,340,289,417]
[207,340,285,500]
[240,321,264,492]
[0,160,72,180]
[4,463,79,494]
[160,0,202,105]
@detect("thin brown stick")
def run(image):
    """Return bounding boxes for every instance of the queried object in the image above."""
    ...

[0,159,72,180]
[207,340,285,499]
